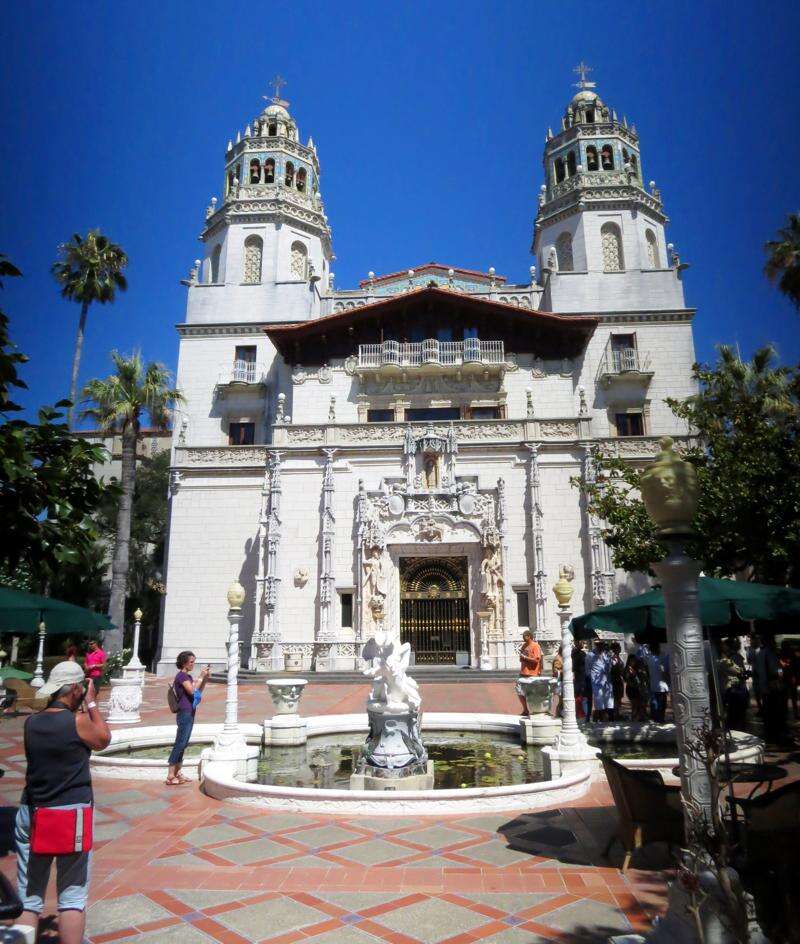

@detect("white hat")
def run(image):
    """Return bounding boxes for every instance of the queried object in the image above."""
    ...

[37,661,86,699]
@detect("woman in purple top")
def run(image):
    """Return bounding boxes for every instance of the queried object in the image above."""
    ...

[166,651,209,786]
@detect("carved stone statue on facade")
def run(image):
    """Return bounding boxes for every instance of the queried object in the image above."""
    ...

[423,454,440,490]
[362,547,389,630]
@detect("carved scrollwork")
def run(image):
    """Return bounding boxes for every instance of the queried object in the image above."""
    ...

[538,421,578,439]
[286,427,325,444]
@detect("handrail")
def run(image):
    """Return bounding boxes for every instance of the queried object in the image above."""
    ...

[358,339,504,369]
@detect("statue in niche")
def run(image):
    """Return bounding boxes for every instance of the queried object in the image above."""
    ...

[480,545,504,635]
[423,454,440,490]
[362,547,389,628]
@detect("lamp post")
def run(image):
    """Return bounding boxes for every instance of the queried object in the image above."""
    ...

[125,608,145,673]
[541,569,598,779]
[30,621,46,690]
[209,581,258,778]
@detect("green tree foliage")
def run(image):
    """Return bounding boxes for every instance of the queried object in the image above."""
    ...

[51,230,128,427]
[82,352,182,652]
[575,345,800,586]
[764,212,800,310]
[0,257,109,591]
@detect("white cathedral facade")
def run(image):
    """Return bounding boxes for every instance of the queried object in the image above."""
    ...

[157,76,697,675]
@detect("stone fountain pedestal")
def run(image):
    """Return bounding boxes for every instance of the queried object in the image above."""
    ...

[265,678,308,746]
[518,676,562,746]
[350,704,434,791]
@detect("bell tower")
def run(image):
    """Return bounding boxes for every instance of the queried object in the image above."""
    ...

[533,64,686,313]
[186,79,334,325]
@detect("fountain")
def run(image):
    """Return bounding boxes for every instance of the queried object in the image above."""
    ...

[349,629,434,790]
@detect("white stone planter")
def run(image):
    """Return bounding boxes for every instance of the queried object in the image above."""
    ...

[518,675,558,715]
[265,678,308,745]
[266,677,308,715]
[106,676,143,724]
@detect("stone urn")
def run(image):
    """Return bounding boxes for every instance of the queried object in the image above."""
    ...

[106,676,143,724]
[639,436,698,535]
[519,676,558,716]
[284,651,303,672]
[265,678,308,746]
[266,678,308,715]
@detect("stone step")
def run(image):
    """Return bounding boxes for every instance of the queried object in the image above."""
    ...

[210,666,520,685]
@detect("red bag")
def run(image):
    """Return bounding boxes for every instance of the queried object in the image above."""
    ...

[30,806,93,855]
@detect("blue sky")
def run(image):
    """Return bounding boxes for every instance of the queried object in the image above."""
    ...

[2,0,798,421]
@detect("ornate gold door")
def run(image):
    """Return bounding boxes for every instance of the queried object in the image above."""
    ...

[400,557,470,664]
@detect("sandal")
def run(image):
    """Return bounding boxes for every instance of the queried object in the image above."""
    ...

[165,776,190,786]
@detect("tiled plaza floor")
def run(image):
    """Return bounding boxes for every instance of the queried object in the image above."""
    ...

[0,677,681,942]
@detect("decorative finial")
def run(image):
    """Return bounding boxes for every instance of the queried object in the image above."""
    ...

[264,74,288,105]
[227,580,246,610]
[573,61,596,91]
[133,608,143,621]
[368,271,375,280]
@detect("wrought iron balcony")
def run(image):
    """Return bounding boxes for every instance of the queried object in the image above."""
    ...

[596,345,653,388]
[357,338,505,371]
[215,360,267,395]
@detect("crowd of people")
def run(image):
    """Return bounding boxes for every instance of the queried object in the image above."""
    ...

[522,631,800,744]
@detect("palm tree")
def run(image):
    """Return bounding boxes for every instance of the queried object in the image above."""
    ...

[52,230,129,427]
[82,352,183,653]
[764,212,800,310]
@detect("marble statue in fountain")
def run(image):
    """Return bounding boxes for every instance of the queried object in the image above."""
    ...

[350,626,434,791]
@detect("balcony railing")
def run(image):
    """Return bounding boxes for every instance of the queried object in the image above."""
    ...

[358,338,505,369]
[596,345,653,386]
[216,360,266,389]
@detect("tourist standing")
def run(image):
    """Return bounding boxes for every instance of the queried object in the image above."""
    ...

[717,638,748,731]
[571,642,587,720]
[83,639,106,696]
[647,642,669,723]
[624,653,649,721]
[590,641,614,722]
[167,651,209,785]
[761,635,787,744]
[779,639,799,721]
[747,634,764,715]
[515,631,542,716]
[550,645,564,718]
[584,642,597,720]
[14,661,111,944]
[609,642,625,721]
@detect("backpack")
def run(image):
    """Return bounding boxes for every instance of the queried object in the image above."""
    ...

[167,679,180,714]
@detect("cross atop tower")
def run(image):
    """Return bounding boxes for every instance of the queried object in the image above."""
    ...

[573,61,596,91]
[265,74,288,104]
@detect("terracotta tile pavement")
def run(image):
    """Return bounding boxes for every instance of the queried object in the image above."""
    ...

[0,677,674,942]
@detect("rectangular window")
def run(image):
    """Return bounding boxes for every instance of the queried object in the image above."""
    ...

[405,407,461,421]
[615,412,644,437]
[340,592,353,628]
[235,345,257,363]
[229,422,255,445]
[367,409,394,422]
[516,590,530,627]
[470,406,502,420]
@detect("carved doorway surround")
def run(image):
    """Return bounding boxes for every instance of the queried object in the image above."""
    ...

[400,556,469,664]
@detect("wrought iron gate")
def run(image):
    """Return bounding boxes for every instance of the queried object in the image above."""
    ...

[400,557,470,664]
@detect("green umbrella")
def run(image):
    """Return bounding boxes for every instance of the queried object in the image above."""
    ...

[0,666,33,681]
[572,577,800,640]
[0,586,114,635]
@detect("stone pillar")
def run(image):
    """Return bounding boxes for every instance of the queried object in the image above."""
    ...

[541,569,599,779]
[477,610,492,670]
[30,622,46,690]
[317,448,337,661]
[122,608,145,685]
[525,444,550,646]
[209,580,259,778]
[496,476,513,666]
[264,451,284,672]
[582,445,615,607]
[251,464,270,669]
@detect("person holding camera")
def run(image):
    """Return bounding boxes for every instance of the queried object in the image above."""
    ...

[14,660,111,944]
[166,651,209,786]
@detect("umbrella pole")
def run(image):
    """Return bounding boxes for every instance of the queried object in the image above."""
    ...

[30,619,47,690]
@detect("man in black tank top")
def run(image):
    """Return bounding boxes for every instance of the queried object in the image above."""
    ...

[14,661,110,944]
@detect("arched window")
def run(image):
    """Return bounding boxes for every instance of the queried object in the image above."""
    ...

[566,151,577,177]
[645,229,659,268]
[630,154,638,176]
[290,241,308,279]
[227,170,235,193]
[554,158,565,183]
[263,158,275,184]
[243,235,263,284]
[285,161,295,187]
[601,223,624,272]
[601,145,614,170]
[296,167,307,192]
[249,159,261,184]
[622,147,629,166]
[586,146,599,171]
[210,244,222,283]
[267,121,277,136]
[555,233,574,272]
[585,108,595,124]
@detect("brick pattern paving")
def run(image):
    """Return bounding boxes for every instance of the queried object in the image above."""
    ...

[0,677,675,942]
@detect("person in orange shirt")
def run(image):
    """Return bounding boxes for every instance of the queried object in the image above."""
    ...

[516,630,543,716]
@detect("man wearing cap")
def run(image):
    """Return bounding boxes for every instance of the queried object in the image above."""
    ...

[13,661,110,944]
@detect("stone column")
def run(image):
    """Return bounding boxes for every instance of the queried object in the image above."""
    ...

[209,580,259,778]
[541,569,598,779]
[317,448,337,670]
[496,477,513,667]
[525,444,550,645]
[30,622,46,690]
[264,451,284,672]
[582,445,615,607]
[251,464,270,669]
